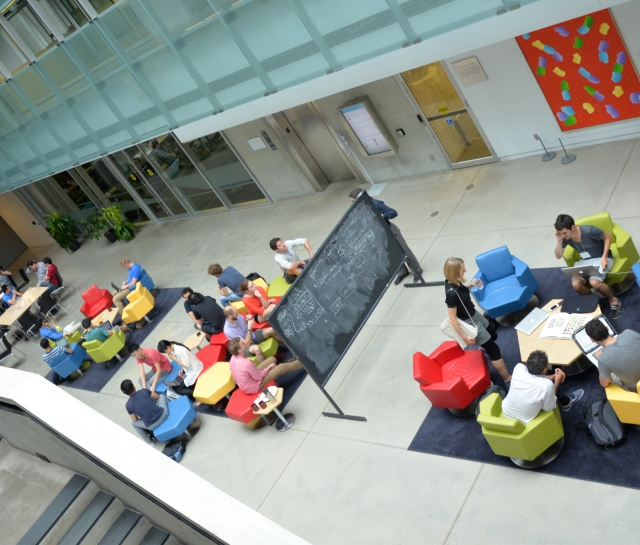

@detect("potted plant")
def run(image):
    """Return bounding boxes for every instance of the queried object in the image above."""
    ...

[44,211,81,252]
[84,210,110,241]
[102,205,137,242]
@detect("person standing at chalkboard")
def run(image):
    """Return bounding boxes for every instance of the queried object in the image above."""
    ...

[270,237,314,284]
[349,188,423,284]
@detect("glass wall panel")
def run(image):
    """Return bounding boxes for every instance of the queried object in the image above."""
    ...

[36,0,88,37]
[0,25,28,74]
[183,132,268,208]
[143,134,224,214]
[79,158,151,223]
[88,0,119,15]
[51,170,98,221]
[3,1,57,56]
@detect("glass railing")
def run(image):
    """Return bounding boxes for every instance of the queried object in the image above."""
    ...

[0,0,539,189]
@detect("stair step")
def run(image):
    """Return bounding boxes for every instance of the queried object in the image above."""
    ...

[17,474,90,545]
[139,526,170,545]
[163,536,182,545]
[40,482,99,545]
[82,498,125,545]
[96,509,141,545]
[120,518,151,545]
[58,490,114,545]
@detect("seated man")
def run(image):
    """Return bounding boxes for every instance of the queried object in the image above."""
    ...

[0,265,14,288]
[1,284,21,306]
[502,350,584,424]
[81,317,129,342]
[114,258,143,314]
[120,379,169,445]
[586,319,640,391]
[240,279,277,323]
[129,343,174,393]
[26,260,57,293]
[223,306,280,363]
[41,258,61,292]
[554,214,621,319]
[38,318,83,349]
[228,337,304,395]
[187,292,225,338]
[208,263,246,307]
[40,337,75,364]
[182,287,197,324]
[270,237,313,284]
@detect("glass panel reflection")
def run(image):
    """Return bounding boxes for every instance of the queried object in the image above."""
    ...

[3,1,57,57]
[184,133,267,208]
[51,171,97,221]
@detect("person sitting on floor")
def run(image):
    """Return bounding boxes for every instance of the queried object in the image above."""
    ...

[129,343,173,393]
[502,350,584,424]
[270,237,313,284]
[554,214,621,319]
[208,263,246,307]
[228,337,303,395]
[1,284,21,306]
[157,340,202,405]
[586,319,640,391]
[240,279,277,323]
[81,317,130,342]
[38,318,83,349]
[223,305,280,363]
[120,379,169,445]
[187,292,225,338]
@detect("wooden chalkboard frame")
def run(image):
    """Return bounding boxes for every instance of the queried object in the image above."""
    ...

[268,191,406,421]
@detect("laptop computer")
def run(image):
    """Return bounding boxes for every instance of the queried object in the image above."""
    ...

[561,264,602,279]
[111,282,120,292]
[98,320,112,331]
[572,315,617,367]
[561,294,600,314]
[515,307,550,335]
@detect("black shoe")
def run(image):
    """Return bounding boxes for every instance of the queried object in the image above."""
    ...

[412,271,423,283]
[394,270,410,285]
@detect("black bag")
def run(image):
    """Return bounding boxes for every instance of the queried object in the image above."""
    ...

[246,272,266,283]
[162,440,187,462]
[583,399,625,449]
[475,384,508,416]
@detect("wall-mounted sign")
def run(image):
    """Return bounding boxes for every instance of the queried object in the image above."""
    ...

[337,97,397,158]
[452,56,488,86]
[247,136,267,151]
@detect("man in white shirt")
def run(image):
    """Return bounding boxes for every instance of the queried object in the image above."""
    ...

[269,237,314,284]
[502,350,584,424]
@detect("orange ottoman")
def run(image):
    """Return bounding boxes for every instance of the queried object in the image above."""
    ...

[196,344,226,376]
[209,332,229,350]
[226,381,276,428]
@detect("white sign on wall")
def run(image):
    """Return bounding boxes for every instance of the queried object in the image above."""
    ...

[452,57,488,87]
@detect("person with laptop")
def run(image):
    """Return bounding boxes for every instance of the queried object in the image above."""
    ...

[81,317,130,341]
[585,319,640,391]
[554,214,621,319]
[502,350,584,424]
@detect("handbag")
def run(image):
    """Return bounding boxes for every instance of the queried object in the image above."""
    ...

[440,287,479,348]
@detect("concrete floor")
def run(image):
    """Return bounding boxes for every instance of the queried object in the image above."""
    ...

[5,137,640,544]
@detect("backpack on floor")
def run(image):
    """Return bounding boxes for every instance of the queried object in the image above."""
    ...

[162,440,187,462]
[582,399,625,449]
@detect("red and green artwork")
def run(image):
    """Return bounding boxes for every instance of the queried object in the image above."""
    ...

[516,9,640,131]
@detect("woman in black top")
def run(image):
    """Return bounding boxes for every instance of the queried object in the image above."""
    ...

[443,257,511,385]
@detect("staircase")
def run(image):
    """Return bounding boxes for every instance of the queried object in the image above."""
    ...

[17,474,181,545]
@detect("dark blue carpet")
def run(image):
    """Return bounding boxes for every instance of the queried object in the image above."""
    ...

[408,267,640,490]
[46,288,183,393]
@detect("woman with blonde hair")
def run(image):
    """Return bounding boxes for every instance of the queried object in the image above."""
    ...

[443,257,511,385]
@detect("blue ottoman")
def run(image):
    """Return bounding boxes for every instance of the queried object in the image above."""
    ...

[155,360,180,395]
[153,396,198,443]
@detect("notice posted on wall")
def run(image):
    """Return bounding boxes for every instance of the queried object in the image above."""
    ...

[452,57,488,86]
[339,103,393,156]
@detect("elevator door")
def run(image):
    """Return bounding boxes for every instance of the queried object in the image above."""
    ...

[282,103,354,184]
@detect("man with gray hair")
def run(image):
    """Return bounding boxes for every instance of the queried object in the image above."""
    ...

[348,188,422,284]
[501,350,583,424]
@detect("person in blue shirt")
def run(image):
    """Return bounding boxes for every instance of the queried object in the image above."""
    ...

[208,263,246,306]
[113,258,143,314]
[348,188,423,284]
[38,318,81,349]
[1,284,21,306]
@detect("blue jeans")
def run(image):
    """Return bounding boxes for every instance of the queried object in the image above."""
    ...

[220,291,243,307]
[39,281,57,293]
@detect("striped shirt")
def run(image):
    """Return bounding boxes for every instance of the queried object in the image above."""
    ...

[28,262,47,283]
[42,345,68,364]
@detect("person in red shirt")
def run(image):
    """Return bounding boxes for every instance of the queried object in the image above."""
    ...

[42,257,61,287]
[240,279,277,323]
[128,343,173,393]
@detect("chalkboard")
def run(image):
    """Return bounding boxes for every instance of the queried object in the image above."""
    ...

[269,192,406,387]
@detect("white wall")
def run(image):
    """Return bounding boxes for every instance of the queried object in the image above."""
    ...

[0,192,52,248]
[0,367,310,545]
[444,2,640,160]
